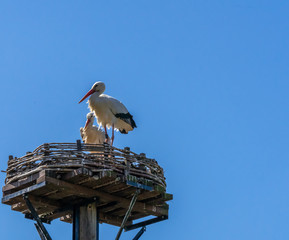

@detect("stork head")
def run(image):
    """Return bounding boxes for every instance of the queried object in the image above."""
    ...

[79,82,106,103]
[92,82,105,94]
[84,112,95,129]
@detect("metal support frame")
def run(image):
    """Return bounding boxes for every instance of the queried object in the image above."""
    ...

[25,213,51,224]
[73,206,80,240]
[132,226,146,240]
[125,215,168,231]
[23,194,52,240]
[115,189,140,240]
[34,223,48,240]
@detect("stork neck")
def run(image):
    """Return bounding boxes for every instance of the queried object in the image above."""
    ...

[92,91,101,98]
[85,119,94,130]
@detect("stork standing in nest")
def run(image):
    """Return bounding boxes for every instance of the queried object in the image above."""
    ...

[80,112,109,145]
[79,82,137,145]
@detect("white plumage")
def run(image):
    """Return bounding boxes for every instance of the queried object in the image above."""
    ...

[79,82,136,145]
[80,112,108,145]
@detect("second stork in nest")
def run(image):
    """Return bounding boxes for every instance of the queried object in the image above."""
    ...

[80,112,109,145]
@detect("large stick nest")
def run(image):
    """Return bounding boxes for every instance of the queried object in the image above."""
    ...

[5,142,166,189]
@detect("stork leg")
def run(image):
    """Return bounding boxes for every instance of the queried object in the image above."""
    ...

[104,126,109,143]
[111,124,115,146]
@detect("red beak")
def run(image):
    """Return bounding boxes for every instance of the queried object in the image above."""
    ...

[79,89,95,103]
[84,118,91,129]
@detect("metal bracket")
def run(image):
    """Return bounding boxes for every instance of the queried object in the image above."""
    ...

[115,189,141,240]
[34,223,48,240]
[125,215,168,231]
[73,206,80,240]
[25,213,51,224]
[132,226,146,240]
[23,194,52,240]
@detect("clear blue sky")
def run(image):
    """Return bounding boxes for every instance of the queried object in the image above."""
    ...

[1,1,289,239]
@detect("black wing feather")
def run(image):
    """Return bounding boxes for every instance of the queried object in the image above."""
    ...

[114,112,137,129]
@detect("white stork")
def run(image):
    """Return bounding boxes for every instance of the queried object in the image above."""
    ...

[80,112,108,145]
[78,82,137,145]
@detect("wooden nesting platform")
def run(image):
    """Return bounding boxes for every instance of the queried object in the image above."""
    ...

[2,142,172,227]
